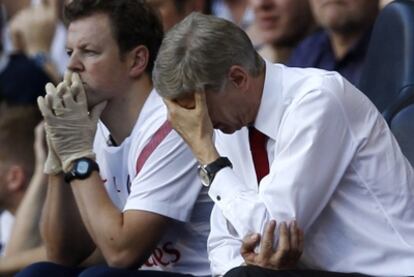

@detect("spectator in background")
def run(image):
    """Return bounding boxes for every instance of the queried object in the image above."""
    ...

[288,0,379,87]
[0,105,48,275]
[246,0,315,63]
[148,0,209,31]
[380,0,393,8]
[211,0,253,29]
[0,0,62,105]
[8,0,62,83]
[3,0,68,77]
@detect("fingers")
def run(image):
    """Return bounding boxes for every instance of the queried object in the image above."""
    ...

[241,233,260,264]
[241,233,260,256]
[289,221,299,253]
[37,96,54,118]
[194,91,207,111]
[71,72,87,105]
[289,221,304,260]
[258,220,277,260]
[278,222,290,253]
[64,71,73,87]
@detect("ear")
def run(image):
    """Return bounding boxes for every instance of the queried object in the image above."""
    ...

[228,65,249,91]
[6,165,27,192]
[127,45,150,78]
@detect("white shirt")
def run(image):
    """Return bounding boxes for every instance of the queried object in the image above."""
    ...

[207,61,414,276]
[0,211,14,256]
[94,90,212,276]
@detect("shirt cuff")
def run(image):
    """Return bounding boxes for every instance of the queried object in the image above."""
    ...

[208,167,250,208]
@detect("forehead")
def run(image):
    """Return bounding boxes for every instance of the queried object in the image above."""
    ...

[67,13,115,47]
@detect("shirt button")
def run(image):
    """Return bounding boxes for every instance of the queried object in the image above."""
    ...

[216,195,221,201]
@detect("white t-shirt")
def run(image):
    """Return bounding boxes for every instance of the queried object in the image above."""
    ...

[94,90,212,276]
[0,211,14,256]
[208,61,414,276]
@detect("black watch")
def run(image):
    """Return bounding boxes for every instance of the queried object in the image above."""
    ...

[198,157,232,187]
[64,158,100,183]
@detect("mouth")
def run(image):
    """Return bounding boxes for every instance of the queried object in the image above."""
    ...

[258,16,279,30]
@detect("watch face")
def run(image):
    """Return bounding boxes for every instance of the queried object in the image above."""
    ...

[76,160,90,175]
[198,166,211,187]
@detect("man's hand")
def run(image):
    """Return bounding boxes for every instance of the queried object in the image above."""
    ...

[241,220,304,270]
[38,73,107,172]
[163,92,219,165]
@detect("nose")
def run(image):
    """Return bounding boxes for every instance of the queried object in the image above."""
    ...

[67,52,84,73]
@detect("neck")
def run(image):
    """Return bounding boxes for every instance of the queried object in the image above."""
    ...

[269,45,293,64]
[248,64,266,125]
[100,74,153,145]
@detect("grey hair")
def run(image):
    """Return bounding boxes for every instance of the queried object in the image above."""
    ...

[153,12,264,99]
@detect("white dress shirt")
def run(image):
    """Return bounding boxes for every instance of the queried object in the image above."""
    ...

[208,61,414,276]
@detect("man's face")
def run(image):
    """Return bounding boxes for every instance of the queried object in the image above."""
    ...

[249,0,313,46]
[66,13,131,108]
[310,0,378,33]
[204,84,255,134]
[148,0,187,31]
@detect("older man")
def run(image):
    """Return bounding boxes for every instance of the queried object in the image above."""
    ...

[153,12,414,277]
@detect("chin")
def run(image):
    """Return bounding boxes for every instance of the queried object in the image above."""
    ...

[219,125,240,134]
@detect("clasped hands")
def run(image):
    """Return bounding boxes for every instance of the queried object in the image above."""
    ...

[37,72,107,174]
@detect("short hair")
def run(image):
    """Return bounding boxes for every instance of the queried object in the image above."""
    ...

[64,0,164,74]
[153,12,264,100]
[0,104,42,178]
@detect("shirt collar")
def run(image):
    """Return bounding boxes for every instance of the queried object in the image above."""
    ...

[253,60,286,141]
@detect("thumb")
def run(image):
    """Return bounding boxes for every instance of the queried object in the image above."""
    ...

[90,101,107,123]
[241,233,260,256]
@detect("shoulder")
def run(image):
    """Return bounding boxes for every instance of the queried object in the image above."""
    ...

[288,30,329,66]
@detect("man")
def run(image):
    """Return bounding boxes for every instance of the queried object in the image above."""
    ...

[246,0,315,63]
[17,0,213,276]
[0,105,47,275]
[147,0,208,31]
[288,0,379,87]
[153,12,414,277]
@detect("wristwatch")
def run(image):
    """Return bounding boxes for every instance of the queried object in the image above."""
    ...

[64,158,100,183]
[198,157,232,187]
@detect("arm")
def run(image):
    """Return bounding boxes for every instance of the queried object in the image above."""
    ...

[208,89,354,237]
[4,123,47,255]
[166,86,354,238]
[40,174,96,266]
[70,172,172,268]
[0,246,46,276]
